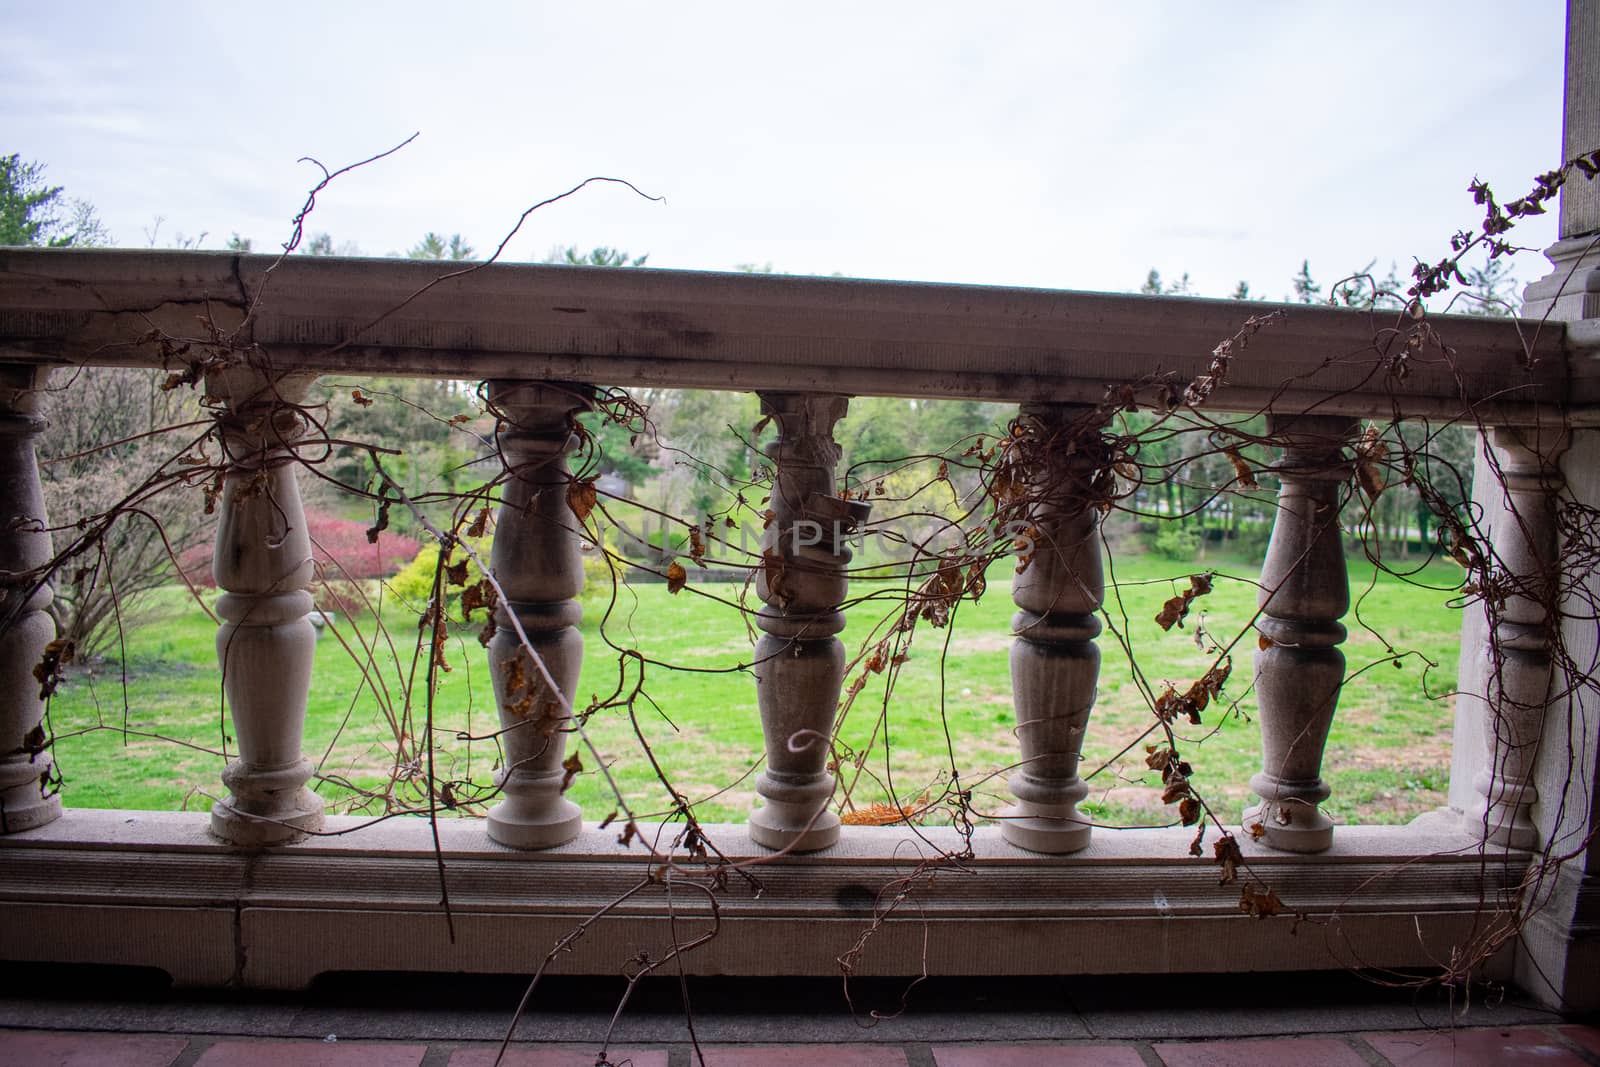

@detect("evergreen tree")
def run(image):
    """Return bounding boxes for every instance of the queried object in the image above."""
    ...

[0,153,109,247]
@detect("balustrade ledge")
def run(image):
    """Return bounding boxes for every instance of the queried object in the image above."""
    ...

[0,808,1528,990]
[0,248,1574,421]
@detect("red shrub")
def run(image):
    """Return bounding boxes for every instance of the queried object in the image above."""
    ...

[304,509,423,580]
[178,509,422,588]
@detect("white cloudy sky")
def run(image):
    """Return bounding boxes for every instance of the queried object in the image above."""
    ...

[2,2,1570,298]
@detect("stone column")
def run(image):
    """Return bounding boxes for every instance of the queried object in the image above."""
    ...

[1003,403,1105,854]
[1244,414,1358,853]
[1471,427,1565,850]
[749,392,863,852]
[0,365,62,833]
[1492,0,1600,1011]
[484,381,589,850]
[208,368,324,846]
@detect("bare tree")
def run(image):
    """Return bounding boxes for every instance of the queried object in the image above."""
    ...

[37,367,209,658]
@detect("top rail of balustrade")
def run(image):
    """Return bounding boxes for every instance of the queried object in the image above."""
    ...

[0,248,1577,421]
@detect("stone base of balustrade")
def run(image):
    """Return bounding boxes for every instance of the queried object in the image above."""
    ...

[0,808,1530,992]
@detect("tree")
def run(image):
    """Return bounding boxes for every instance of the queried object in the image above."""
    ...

[408,232,474,260]
[547,244,648,268]
[1140,268,1192,295]
[1457,256,1520,316]
[1290,260,1321,303]
[318,376,483,524]
[39,368,210,657]
[0,154,109,247]
[303,232,360,256]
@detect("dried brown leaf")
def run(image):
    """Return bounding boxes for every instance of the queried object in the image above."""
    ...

[1239,885,1284,919]
[461,579,498,620]
[1223,446,1259,490]
[1155,594,1189,631]
[560,753,583,792]
[1213,834,1244,885]
[366,498,391,544]
[567,479,599,523]
[1178,796,1201,827]
[32,638,76,700]
[666,561,688,594]
[1355,425,1388,501]
[1160,776,1191,805]
[499,656,529,694]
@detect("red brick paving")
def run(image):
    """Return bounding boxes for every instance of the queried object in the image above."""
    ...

[449,1048,669,1066]
[1560,1024,1600,1057]
[193,1039,428,1067]
[1364,1026,1591,1066]
[4,1025,1600,1067]
[1153,1035,1370,1066]
[694,1047,909,1066]
[0,1031,189,1066]
[933,1045,1148,1066]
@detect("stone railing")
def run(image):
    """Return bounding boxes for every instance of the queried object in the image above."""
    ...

[0,248,1595,1007]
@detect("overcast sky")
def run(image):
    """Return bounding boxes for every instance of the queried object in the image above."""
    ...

[2,2,1570,299]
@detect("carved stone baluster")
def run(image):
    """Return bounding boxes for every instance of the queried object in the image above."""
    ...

[484,381,590,850]
[1472,426,1564,849]
[1003,403,1105,854]
[1244,414,1358,853]
[0,366,61,833]
[750,392,864,852]
[208,368,324,846]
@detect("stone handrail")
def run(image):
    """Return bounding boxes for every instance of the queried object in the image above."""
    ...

[0,248,1575,419]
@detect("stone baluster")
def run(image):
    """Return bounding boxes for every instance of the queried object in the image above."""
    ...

[208,368,324,846]
[1471,425,1564,850]
[1002,403,1107,854]
[749,392,866,852]
[1244,414,1358,853]
[484,381,590,850]
[0,365,62,833]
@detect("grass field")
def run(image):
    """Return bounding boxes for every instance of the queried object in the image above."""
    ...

[43,549,1466,829]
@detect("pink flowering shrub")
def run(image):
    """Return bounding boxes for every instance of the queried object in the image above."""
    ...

[180,509,422,592]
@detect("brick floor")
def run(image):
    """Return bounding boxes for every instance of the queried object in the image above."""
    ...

[1152,1035,1371,1066]
[4,1024,1600,1067]
[193,1040,429,1067]
[1562,1025,1600,1058]
[932,1045,1147,1066]
[692,1048,909,1066]
[449,1048,670,1066]
[1364,1026,1594,1066]
[0,1031,189,1066]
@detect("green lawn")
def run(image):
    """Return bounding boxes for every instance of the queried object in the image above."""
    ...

[43,549,1466,829]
